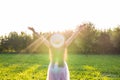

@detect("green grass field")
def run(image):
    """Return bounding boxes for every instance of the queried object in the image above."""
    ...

[0,54,120,80]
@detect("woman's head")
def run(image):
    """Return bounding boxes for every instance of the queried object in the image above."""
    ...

[50,33,65,48]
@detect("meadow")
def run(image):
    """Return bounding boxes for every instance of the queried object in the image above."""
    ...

[0,53,120,80]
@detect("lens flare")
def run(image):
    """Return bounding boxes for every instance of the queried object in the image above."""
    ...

[50,33,65,48]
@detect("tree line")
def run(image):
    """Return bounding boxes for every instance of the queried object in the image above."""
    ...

[0,23,120,54]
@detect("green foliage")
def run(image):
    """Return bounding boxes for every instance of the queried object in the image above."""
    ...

[0,32,32,53]
[0,54,120,80]
[75,23,98,54]
[110,27,120,52]
[0,23,120,54]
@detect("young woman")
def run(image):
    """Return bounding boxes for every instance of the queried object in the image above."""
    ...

[28,25,84,80]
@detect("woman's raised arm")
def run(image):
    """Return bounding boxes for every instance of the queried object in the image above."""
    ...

[65,24,84,47]
[28,27,50,48]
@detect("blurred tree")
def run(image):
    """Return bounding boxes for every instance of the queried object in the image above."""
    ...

[0,24,120,54]
[0,36,9,52]
[110,26,120,54]
[95,31,113,54]
[7,32,19,52]
[0,31,33,53]
[18,32,32,52]
[74,22,98,54]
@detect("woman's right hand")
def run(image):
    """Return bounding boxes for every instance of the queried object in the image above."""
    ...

[75,24,85,32]
[28,27,35,32]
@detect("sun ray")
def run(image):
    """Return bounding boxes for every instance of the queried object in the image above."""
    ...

[21,34,49,53]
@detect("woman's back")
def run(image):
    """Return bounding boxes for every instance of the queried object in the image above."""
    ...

[47,46,70,80]
[49,45,66,67]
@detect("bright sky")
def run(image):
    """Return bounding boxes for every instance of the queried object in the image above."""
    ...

[0,0,120,35]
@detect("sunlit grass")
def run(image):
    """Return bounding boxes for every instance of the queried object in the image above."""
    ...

[0,54,120,80]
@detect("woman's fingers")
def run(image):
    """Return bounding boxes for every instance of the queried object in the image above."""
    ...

[28,27,35,31]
